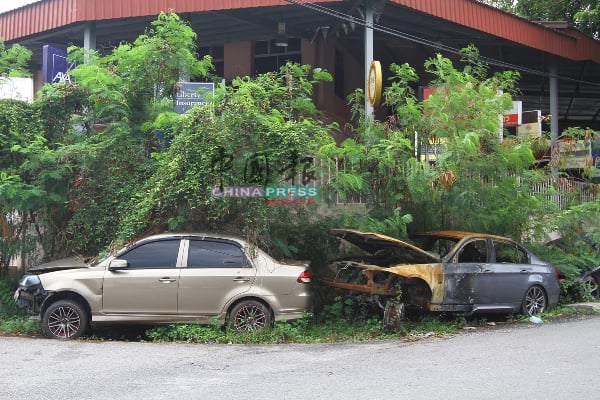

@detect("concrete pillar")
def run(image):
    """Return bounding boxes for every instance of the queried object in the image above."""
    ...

[549,60,559,140]
[84,21,96,62]
[364,0,374,118]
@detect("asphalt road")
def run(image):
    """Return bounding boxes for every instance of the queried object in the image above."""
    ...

[1,315,599,400]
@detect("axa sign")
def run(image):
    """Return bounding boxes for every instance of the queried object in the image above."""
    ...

[42,45,76,84]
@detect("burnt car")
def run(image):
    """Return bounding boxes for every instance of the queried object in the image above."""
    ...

[544,236,600,300]
[320,229,560,322]
[14,233,312,339]
[581,266,600,299]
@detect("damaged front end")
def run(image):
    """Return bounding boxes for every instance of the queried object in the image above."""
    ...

[320,261,441,313]
[324,261,400,297]
[320,229,444,321]
[319,261,402,320]
[14,274,48,315]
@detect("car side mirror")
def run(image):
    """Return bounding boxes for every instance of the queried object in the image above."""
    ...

[108,259,129,271]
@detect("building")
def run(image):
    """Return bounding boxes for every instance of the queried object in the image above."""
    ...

[1,0,599,132]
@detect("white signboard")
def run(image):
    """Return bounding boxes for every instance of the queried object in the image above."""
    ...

[0,77,33,102]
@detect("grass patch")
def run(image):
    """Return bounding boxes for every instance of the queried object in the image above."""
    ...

[140,313,483,344]
[0,313,42,337]
[2,307,598,342]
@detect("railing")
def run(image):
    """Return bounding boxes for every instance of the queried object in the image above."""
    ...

[303,158,598,208]
[530,177,598,209]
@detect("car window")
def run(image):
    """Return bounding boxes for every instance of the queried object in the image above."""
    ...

[493,240,528,264]
[119,239,181,269]
[414,237,457,258]
[457,240,488,263]
[187,240,247,268]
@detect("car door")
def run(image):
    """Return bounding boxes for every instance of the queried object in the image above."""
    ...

[487,239,532,306]
[102,239,182,315]
[178,239,257,316]
[444,239,492,305]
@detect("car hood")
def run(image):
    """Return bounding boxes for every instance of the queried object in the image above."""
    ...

[332,229,439,262]
[27,257,91,274]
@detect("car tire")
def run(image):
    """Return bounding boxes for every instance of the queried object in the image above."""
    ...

[583,275,600,299]
[228,300,272,332]
[42,300,89,339]
[521,285,547,317]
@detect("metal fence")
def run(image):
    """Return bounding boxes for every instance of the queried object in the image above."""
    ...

[307,158,598,208]
[530,177,598,209]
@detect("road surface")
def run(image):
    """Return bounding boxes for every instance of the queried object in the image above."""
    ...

[1,314,598,399]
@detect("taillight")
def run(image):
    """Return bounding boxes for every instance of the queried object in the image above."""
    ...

[553,267,560,281]
[297,270,311,284]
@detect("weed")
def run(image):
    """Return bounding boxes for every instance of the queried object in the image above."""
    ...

[0,315,42,336]
[0,278,18,314]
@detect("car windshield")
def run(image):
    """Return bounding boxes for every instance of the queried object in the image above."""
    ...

[412,236,459,258]
[336,242,438,266]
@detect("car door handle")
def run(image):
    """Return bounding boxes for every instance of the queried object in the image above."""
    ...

[520,269,531,273]
[158,277,177,283]
[233,277,250,283]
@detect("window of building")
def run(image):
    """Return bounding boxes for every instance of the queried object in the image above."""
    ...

[198,45,224,78]
[253,38,301,75]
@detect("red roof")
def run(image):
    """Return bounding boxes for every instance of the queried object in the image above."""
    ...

[1,0,598,64]
[392,0,600,63]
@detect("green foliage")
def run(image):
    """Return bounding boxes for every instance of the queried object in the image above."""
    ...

[144,314,388,344]
[33,12,215,254]
[0,98,64,271]
[319,46,548,239]
[45,11,335,254]
[574,4,600,39]
[320,295,359,321]
[527,200,600,302]
[0,278,41,333]
[0,278,17,312]
[118,61,333,245]
[0,279,41,337]
[0,41,32,77]
[144,317,319,344]
[0,316,41,336]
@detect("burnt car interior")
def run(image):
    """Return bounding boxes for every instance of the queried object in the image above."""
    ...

[457,240,488,263]
[321,230,439,313]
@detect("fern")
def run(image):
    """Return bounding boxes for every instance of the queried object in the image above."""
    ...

[0,279,18,313]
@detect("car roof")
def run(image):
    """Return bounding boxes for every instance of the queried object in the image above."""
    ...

[126,232,249,248]
[331,228,438,261]
[412,230,513,242]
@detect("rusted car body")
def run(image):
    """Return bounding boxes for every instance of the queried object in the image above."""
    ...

[320,229,560,318]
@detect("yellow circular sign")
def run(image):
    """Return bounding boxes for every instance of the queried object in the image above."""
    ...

[367,60,382,107]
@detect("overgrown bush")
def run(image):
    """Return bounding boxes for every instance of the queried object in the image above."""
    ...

[0,278,17,313]
[528,200,600,302]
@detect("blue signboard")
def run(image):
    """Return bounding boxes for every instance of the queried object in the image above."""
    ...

[174,82,214,114]
[42,45,76,83]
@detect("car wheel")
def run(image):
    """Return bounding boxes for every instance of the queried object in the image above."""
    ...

[583,275,600,299]
[229,300,272,332]
[42,300,89,339]
[521,285,547,316]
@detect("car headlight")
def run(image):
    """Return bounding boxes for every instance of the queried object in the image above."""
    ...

[19,275,41,287]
